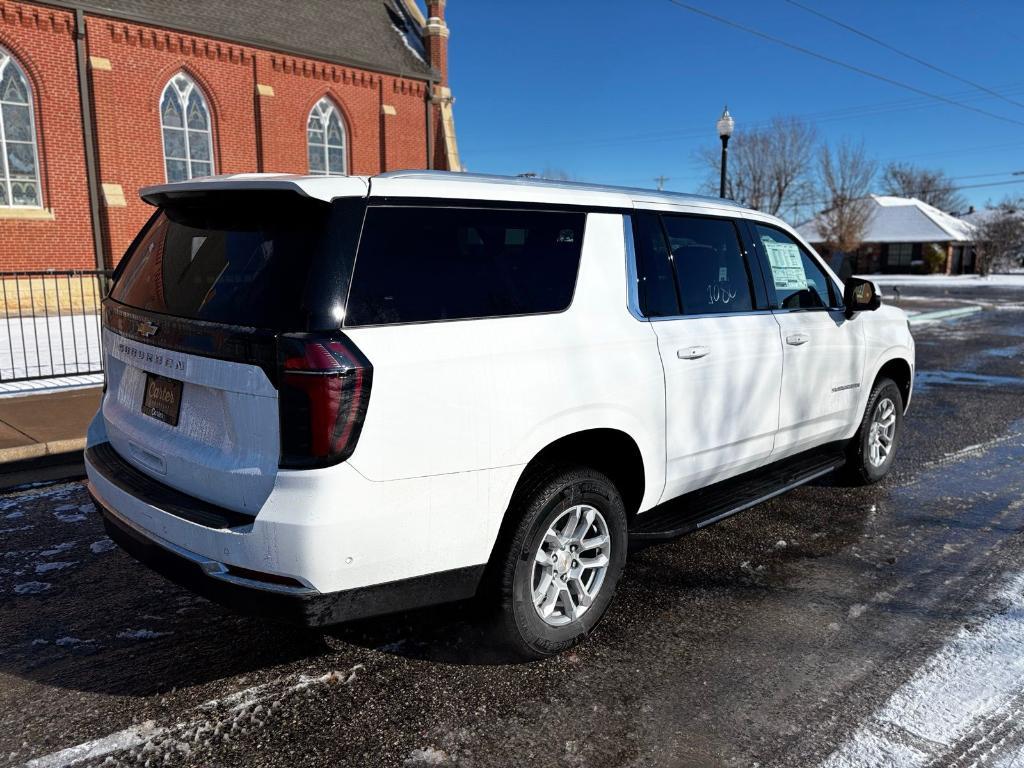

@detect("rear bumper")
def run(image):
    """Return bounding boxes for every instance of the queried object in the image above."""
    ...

[85,441,484,626]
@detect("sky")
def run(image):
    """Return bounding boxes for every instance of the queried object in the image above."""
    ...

[443,0,1024,217]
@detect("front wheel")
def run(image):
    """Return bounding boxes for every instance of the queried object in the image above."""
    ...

[845,377,904,484]
[494,466,627,659]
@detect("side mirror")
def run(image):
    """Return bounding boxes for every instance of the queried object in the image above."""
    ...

[843,277,881,319]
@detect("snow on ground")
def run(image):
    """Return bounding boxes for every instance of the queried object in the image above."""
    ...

[24,664,364,768]
[857,273,1024,288]
[116,629,172,641]
[821,572,1024,767]
[0,373,103,397]
[0,312,102,381]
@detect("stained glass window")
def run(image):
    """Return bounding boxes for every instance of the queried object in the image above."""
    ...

[0,48,40,207]
[307,98,347,176]
[160,73,214,182]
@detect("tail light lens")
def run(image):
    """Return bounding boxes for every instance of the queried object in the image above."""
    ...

[278,333,372,469]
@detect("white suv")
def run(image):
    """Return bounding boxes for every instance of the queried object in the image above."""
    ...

[85,171,914,657]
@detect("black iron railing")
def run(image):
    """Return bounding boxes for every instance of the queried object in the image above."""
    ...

[0,270,114,382]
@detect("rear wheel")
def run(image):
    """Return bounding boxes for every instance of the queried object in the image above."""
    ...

[845,377,904,484]
[494,466,627,659]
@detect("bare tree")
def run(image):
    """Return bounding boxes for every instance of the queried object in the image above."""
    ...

[881,162,967,213]
[698,116,817,217]
[815,140,877,253]
[974,198,1024,275]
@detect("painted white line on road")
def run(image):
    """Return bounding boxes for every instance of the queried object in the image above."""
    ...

[821,573,1024,768]
[21,665,364,767]
[908,306,983,326]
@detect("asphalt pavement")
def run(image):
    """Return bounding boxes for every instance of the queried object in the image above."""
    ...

[2,284,1023,768]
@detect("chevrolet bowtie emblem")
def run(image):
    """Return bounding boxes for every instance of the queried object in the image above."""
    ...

[136,321,159,338]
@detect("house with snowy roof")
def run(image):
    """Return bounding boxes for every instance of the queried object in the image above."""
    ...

[797,195,977,275]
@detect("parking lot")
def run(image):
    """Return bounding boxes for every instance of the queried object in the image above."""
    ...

[3,283,1024,768]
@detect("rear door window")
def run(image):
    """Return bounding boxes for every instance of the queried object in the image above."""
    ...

[344,206,585,326]
[660,214,755,315]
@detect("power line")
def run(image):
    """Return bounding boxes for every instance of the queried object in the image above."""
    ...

[784,0,1024,111]
[788,177,1024,211]
[664,0,1024,128]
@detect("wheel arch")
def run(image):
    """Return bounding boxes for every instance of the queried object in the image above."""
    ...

[484,428,648,572]
[873,355,913,412]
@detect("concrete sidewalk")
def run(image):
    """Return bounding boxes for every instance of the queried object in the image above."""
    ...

[0,386,100,467]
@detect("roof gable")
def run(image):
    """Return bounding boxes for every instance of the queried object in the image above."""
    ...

[798,194,975,244]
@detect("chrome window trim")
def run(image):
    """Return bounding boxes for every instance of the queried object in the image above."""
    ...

[623,213,646,321]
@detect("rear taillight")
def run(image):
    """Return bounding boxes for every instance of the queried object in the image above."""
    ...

[278,333,372,469]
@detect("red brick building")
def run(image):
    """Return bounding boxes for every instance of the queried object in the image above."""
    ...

[0,0,461,271]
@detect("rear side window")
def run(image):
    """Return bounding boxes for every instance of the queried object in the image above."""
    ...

[633,212,680,317]
[111,192,365,330]
[344,206,585,326]
[752,224,838,310]
[661,215,754,315]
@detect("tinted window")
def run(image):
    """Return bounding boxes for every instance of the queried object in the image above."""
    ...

[345,206,585,326]
[111,192,364,330]
[633,211,680,317]
[752,224,837,310]
[661,215,754,315]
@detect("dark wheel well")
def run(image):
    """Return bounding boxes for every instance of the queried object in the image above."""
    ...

[484,430,646,577]
[511,429,646,517]
[875,358,912,409]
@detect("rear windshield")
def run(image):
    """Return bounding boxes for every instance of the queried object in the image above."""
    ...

[111,191,364,330]
[344,205,586,326]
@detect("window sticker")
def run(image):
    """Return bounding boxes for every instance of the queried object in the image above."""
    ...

[762,238,807,291]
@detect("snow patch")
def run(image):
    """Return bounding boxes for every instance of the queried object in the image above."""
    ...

[90,538,115,554]
[405,746,449,766]
[55,637,95,647]
[859,273,1024,288]
[35,561,76,574]
[53,509,87,523]
[821,572,1024,767]
[13,581,51,594]
[5,511,23,519]
[40,542,76,557]
[0,525,33,534]
[117,629,172,641]
[848,604,867,620]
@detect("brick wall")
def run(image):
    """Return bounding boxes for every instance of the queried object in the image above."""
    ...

[0,1,439,271]
[0,2,95,270]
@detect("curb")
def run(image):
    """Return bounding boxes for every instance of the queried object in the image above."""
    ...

[908,306,983,326]
[0,437,86,465]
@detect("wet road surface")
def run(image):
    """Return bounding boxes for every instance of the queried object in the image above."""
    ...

[2,285,1024,767]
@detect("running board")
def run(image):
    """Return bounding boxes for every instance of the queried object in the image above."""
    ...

[630,443,847,541]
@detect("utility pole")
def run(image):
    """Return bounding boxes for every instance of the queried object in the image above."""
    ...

[654,175,669,191]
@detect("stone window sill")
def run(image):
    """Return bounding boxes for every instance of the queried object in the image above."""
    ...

[0,207,55,221]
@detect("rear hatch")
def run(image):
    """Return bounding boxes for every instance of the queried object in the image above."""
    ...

[101,179,367,514]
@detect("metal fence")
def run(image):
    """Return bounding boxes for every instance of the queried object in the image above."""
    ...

[0,270,113,382]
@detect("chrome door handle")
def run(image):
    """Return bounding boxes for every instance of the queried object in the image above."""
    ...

[786,332,810,346]
[677,346,710,360]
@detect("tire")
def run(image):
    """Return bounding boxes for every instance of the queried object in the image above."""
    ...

[844,377,904,485]
[493,466,628,659]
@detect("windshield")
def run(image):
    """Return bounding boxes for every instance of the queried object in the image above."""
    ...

[110,191,365,330]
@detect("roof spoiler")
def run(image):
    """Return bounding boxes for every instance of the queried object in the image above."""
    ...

[140,174,369,206]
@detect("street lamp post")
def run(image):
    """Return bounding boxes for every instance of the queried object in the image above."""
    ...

[716,106,734,199]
